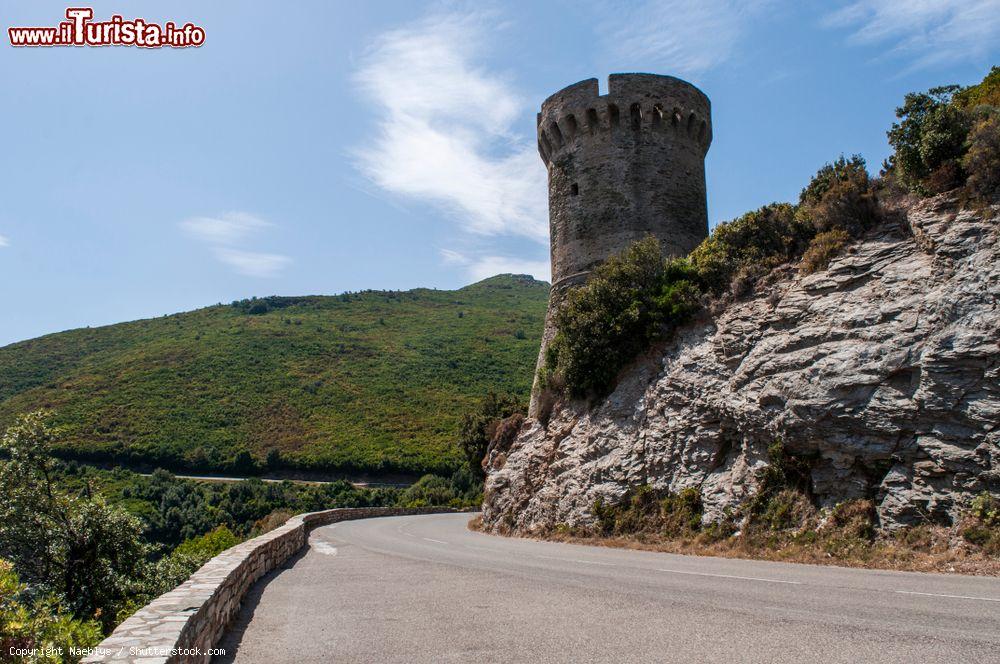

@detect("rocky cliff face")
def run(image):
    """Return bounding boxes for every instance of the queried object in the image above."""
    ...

[482,195,999,532]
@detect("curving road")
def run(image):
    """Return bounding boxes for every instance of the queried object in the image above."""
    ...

[217,513,1000,663]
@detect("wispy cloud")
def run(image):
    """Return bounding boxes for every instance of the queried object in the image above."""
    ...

[180,211,290,278]
[440,248,549,282]
[0,234,8,248]
[180,212,270,245]
[595,0,773,76]
[214,248,291,278]
[353,12,547,243]
[823,0,1000,70]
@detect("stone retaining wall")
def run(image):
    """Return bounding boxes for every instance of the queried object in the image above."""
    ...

[81,506,455,663]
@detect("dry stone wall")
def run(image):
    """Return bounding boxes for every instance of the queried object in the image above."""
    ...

[82,506,455,664]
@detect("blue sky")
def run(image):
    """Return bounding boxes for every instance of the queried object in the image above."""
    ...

[1,0,998,346]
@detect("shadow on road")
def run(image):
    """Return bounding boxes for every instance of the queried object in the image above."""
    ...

[213,545,310,663]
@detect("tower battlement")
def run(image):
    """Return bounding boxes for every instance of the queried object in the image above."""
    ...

[537,74,712,167]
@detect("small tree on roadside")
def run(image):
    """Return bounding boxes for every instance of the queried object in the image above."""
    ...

[0,412,153,629]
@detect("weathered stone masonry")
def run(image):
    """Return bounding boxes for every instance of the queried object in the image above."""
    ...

[531,73,713,415]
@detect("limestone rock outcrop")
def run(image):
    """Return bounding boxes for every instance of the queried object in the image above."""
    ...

[482,195,999,532]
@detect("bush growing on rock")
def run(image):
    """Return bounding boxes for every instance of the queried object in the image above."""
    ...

[963,114,1000,202]
[458,392,524,479]
[799,229,850,275]
[688,203,812,296]
[546,237,702,398]
[797,155,881,236]
[885,67,1000,201]
[887,85,971,195]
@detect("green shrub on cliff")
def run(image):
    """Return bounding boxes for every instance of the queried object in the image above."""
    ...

[963,114,1000,201]
[545,238,702,398]
[688,202,812,296]
[885,67,1000,199]
[457,392,524,479]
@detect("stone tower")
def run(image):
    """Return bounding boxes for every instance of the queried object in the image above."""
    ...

[530,73,712,415]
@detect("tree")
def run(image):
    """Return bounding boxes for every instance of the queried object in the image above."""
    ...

[0,559,102,663]
[0,412,153,629]
[887,85,970,194]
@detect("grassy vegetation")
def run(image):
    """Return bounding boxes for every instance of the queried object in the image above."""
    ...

[0,274,547,477]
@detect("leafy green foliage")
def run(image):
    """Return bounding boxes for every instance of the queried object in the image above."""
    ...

[398,468,481,507]
[963,114,1000,201]
[546,238,702,398]
[457,392,524,479]
[797,155,881,235]
[169,524,239,561]
[954,66,1000,109]
[744,440,816,522]
[0,559,102,664]
[887,85,970,194]
[962,492,1000,555]
[0,275,547,477]
[0,413,154,629]
[883,67,1000,200]
[688,203,812,296]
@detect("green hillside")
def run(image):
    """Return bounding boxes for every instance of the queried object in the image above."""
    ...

[0,274,547,477]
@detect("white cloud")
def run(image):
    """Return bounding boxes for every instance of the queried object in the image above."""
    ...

[353,12,547,243]
[823,0,1000,70]
[440,248,550,282]
[180,211,290,278]
[439,248,470,266]
[180,211,270,244]
[214,248,291,278]
[0,234,8,248]
[596,0,772,76]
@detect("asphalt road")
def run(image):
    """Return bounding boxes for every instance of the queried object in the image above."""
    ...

[217,513,1000,663]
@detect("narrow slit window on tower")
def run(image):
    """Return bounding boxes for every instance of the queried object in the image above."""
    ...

[687,112,697,134]
[652,104,663,128]
[672,108,681,127]
[586,108,599,134]
[608,104,620,128]
[570,183,579,196]
[630,103,642,130]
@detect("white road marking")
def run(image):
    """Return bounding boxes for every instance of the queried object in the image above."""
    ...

[656,568,802,585]
[894,590,1000,603]
[422,537,448,544]
[312,541,338,556]
[534,554,617,567]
